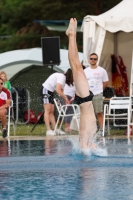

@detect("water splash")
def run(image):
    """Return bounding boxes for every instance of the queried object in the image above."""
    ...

[91,146,108,157]
[67,136,108,157]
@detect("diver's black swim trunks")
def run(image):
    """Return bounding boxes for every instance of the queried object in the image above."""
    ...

[75,91,94,105]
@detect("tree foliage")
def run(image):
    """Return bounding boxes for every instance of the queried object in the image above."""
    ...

[0,0,122,52]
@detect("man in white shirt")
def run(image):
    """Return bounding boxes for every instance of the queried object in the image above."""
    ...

[84,53,109,136]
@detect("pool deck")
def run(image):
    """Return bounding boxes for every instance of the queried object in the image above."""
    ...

[0,135,132,141]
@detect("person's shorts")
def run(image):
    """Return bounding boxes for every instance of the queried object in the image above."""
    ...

[40,86,54,104]
[92,93,103,113]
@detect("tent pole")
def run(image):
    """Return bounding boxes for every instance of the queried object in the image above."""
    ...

[95,27,106,65]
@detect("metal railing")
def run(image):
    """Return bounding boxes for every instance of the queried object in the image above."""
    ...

[12,87,30,124]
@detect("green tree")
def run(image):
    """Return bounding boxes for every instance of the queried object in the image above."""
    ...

[0,0,122,52]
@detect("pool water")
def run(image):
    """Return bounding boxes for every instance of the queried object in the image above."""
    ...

[0,137,133,200]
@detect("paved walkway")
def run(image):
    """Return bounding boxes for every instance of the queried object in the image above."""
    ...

[0,135,78,141]
[0,135,132,141]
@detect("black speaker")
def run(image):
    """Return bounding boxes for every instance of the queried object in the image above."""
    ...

[41,36,60,65]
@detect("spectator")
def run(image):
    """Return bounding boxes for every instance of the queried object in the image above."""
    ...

[0,71,11,93]
[84,53,109,136]
[0,78,11,138]
[41,69,72,136]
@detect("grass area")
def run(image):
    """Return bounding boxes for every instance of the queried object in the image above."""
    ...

[10,124,47,136]
[9,123,128,137]
[105,127,127,136]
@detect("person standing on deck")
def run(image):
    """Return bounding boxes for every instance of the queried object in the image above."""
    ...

[84,53,109,136]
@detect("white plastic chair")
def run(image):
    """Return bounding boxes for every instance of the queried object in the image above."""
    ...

[7,100,16,137]
[54,98,80,134]
[103,97,131,137]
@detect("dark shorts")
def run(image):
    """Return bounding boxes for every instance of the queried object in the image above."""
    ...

[75,91,94,105]
[40,86,54,104]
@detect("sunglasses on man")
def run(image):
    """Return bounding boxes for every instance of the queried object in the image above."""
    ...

[90,58,98,61]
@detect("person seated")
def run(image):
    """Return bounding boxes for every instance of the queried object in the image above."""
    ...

[0,78,11,138]
[0,71,12,93]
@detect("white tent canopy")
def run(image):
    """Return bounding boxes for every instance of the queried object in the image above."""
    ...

[0,48,83,80]
[84,0,133,33]
[82,0,133,88]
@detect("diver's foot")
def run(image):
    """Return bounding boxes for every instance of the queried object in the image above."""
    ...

[66,18,77,36]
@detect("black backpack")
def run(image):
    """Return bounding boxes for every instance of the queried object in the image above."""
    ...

[103,87,115,98]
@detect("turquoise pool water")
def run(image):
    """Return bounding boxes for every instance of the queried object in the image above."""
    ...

[0,138,133,200]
